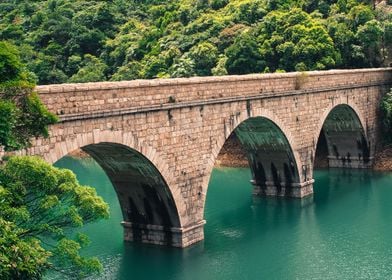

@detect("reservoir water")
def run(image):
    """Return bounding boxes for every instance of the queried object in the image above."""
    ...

[53,157,392,280]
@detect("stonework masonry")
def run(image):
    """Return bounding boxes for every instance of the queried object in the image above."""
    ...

[4,68,392,247]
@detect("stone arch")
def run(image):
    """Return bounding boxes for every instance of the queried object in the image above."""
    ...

[27,129,186,246]
[201,107,304,210]
[43,130,173,182]
[313,101,370,169]
[313,101,368,151]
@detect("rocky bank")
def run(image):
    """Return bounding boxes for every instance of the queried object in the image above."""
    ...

[373,145,392,171]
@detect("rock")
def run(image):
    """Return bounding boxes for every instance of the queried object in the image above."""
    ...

[373,145,392,171]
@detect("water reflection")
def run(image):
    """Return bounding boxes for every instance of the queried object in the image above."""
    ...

[52,158,392,280]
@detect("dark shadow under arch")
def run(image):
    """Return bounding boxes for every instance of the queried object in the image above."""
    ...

[58,142,181,245]
[314,104,370,169]
[217,116,301,197]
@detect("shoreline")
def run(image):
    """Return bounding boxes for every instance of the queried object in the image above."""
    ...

[67,149,90,158]
[373,145,392,171]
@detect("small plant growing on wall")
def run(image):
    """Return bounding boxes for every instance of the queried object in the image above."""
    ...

[168,96,176,103]
[294,72,308,90]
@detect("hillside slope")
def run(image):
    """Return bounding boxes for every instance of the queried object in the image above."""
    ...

[0,0,391,84]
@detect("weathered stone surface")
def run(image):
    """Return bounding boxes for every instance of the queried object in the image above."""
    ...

[6,68,391,247]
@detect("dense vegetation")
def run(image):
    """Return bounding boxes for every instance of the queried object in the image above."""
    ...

[0,41,57,150]
[380,88,392,144]
[0,42,109,279]
[1,0,391,84]
[0,157,109,279]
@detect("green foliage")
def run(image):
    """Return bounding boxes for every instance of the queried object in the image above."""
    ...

[69,54,107,83]
[212,54,228,75]
[0,218,50,280]
[188,42,219,76]
[0,101,17,148]
[226,33,264,74]
[0,41,23,83]
[256,9,338,72]
[0,0,390,82]
[0,156,109,279]
[0,41,57,151]
[380,89,392,144]
[356,19,383,66]
[0,42,109,279]
[169,55,196,77]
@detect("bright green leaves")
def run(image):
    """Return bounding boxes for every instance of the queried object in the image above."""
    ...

[0,156,109,231]
[256,9,338,72]
[349,4,374,29]
[0,100,18,148]
[212,54,228,75]
[2,154,58,192]
[188,42,219,76]
[0,89,58,151]
[52,237,102,278]
[356,19,383,66]
[0,156,109,279]
[21,92,58,138]
[0,219,51,280]
[0,37,107,280]
[0,41,57,151]
[226,33,264,74]
[69,54,107,83]
[74,185,110,222]
[0,42,23,83]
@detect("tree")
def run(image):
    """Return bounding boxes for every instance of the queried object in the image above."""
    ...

[356,19,383,66]
[0,156,109,279]
[349,4,374,29]
[0,41,57,151]
[225,33,264,75]
[169,55,196,77]
[256,9,338,72]
[111,61,143,81]
[211,54,228,76]
[0,41,109,279]
[384,19,392,65]
[69,54,107,83]
[188,41,218,76]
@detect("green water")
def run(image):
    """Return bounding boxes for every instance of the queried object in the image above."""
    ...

[54,157,392,280]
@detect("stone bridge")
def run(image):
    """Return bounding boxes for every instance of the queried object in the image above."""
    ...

[9,68,392,248]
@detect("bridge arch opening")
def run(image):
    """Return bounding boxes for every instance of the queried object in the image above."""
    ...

[54,142,181,246]
[314,104,370,169]
[214,116,302,197]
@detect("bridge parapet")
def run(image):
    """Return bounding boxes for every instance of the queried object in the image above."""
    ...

[36,68,392,121]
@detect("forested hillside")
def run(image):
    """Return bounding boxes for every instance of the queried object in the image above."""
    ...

[1,0,391,84]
